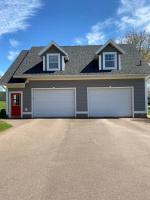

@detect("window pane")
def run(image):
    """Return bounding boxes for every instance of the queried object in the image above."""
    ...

[105,61,115,68]
[105,54,115,61]
[49,55,58,63]
[12,94,20,106]
[49,63,59,69]
[48,55,59,69]
[105,53,116,68]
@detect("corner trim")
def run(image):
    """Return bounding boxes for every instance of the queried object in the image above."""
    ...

[119,54,121,70]
[145,78,148,113]
[99,55,101,70]
[43,56,46,71]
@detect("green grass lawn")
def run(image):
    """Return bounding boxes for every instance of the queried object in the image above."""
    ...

[0,120,12,132]
[0,101,6,110]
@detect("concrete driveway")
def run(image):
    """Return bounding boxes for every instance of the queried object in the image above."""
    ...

[0,118,150,200]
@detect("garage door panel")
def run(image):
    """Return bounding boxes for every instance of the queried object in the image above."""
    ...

[33,89,75,117]
[88,88,132,117]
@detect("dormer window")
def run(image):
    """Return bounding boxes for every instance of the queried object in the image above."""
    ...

[103,52,117,70]
[47,53,60,71]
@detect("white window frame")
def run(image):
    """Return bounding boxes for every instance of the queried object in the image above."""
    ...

[103,52,117,70]
[47,53,60,71]
[43,56,46,71]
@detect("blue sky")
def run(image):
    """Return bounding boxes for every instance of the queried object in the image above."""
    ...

[0,0,150,75]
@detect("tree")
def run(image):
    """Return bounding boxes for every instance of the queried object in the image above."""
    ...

[120,30,150,63]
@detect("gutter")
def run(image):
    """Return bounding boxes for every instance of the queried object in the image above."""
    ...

[13,74,146,81]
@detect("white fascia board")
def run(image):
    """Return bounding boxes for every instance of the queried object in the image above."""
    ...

[38,41,69,59]
[6,83,25,88]
[17,75,147,81]
[96,39,125,55]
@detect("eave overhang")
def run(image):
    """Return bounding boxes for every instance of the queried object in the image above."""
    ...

[13,74,146,81]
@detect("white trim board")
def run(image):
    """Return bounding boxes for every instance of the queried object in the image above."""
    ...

[14,74,146,80]
[76,111,88,114]
[134,111,147,114]
[38,41,69,59]
[22,112,32,115]
[145,78,148,113]
[96,39,125,55]
[43,56,46,71]
[6,88,8,115]
[99,55,101,70]
[118,54,121,70]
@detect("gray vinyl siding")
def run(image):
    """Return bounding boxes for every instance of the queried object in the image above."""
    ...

[8,79,145,116]
[43,46,65,71]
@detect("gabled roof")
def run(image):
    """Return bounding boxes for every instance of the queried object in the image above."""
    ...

[38,41,69,59]
[96,40,125,55]
[1,43,150,84]
[0,50,28,85]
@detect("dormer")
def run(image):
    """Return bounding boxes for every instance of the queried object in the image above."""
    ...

[38,41,69,71]
[96,40,125,71]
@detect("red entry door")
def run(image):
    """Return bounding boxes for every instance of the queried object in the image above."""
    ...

[11,93,21,118]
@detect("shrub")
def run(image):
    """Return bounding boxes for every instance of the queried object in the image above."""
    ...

[0,109,7,119]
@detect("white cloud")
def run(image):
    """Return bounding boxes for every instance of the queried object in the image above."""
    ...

[86,32,105,45]
[85,20,112,45]
[73,0,150,45]
[73,19,112,45]
[7,50,19,61]
[0,0,42,36]
[117,0,150,32]
[9,39,20,48]
[73,37,86,45]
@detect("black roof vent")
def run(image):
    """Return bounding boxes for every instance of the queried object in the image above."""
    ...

[136,60,142,66]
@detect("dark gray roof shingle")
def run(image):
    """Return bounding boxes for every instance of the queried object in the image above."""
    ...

[0,50,28,84]
[1,44,150,84]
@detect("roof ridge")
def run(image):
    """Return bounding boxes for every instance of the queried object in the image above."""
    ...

[30,43,135,49]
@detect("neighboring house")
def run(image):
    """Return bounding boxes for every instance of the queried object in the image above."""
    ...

[0,92,6,101]
[0,40,150,118]
[0,77,5,92]
[0,78,6,101]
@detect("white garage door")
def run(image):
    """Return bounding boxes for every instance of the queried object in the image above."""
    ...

[33,89,75,117]
[88,88,133,117]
